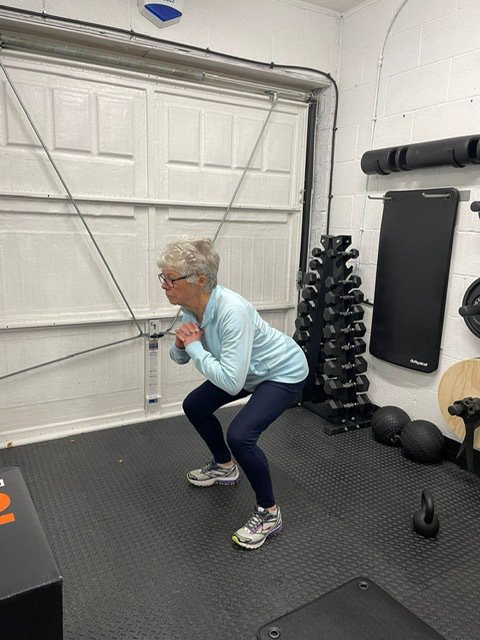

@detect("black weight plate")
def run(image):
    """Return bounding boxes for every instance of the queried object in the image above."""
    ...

[462,278,480,338]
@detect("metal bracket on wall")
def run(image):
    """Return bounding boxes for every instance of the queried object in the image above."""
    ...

[368,190,471,203]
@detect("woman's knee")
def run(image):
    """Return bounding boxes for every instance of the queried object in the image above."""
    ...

[227,425,252,456]
[182,389,203,419]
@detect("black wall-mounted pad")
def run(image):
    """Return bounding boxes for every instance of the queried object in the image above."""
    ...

[257,577,447,640]
[0,466,63,640]
[369,188,459,372]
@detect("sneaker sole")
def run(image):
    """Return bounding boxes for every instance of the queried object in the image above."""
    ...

[231,523,283,550]
[187,475,239,487]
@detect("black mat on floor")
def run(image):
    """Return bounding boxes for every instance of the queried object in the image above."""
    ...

[0,406,478,640]
[257,576,447,640]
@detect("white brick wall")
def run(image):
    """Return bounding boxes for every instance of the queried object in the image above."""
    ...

[0,0,340,71]
[329,0,480,440]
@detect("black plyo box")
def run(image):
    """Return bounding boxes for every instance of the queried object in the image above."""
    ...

[0,466,63,640]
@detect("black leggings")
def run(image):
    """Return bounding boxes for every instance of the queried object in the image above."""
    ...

[182,378,304,508]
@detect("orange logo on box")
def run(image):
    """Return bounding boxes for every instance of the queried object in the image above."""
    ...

[0,492,16,525]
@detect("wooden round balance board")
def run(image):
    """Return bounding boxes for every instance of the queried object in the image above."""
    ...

[438,358,480,447]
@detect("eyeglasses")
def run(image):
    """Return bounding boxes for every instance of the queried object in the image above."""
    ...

[158,273,193,287]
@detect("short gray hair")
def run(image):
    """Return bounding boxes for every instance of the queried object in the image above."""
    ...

[157,238,220,291]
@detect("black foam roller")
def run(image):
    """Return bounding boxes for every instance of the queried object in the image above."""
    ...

[360,147,398,175]
[405,135,480,170]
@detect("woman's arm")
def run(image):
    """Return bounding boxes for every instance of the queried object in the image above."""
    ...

[185,306,254,395]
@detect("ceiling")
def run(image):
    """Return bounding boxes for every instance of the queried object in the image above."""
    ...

[305,0,366,13]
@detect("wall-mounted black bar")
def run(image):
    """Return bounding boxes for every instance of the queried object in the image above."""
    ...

[361,134,480,175]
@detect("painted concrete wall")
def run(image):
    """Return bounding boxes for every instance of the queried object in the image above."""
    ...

[0,0,341,71]
[330,0,480,439]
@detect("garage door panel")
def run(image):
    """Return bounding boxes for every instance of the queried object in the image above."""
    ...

[0,65,148,198]
[5,81,47,147]
[155,91,304,207]
[154,207,297,310]
[159,337,204,406]
[0,324,144,439]
[0,204,150,324]
[203,111,233,167]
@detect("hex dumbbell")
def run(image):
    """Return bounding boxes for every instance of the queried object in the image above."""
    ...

[326,393,370,415]
[304,272,319,286]
[293,330,309,346]
[323,355,367,377]
[323,322,366,341]
[326,247,360,260]
[298,300,314,316]
[325,274,362,290]
[323,304,364,324]
[302,287,318,301]
[309,258,323,272]
[324,374,370,396]
[295,316,311,330]
[325,289,364,306]
[323,338,366,358]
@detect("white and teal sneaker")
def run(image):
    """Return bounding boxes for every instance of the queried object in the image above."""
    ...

[232,506,283,550]
[187,460,239,487]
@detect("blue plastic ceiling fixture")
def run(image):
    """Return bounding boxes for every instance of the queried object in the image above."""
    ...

[137,0,185,28]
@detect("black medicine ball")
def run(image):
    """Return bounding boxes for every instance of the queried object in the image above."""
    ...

[371,405,410,446]
[401,420,445,463]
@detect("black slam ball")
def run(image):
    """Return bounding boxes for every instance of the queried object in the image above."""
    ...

[371,406,411,446]
[401,420,445,463]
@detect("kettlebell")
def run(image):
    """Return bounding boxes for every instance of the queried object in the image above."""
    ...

[412,489,440,538]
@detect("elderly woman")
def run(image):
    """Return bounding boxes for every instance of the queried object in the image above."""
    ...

[158,238,308,550]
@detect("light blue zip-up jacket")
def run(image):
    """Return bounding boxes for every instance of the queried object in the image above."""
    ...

[169,285,308,395]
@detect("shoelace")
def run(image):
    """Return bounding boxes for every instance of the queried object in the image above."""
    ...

[201,460,234,474]
[245,510,267,533]
[201,460,216,473]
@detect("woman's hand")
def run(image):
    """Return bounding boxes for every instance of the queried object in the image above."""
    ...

[175,322,204,348]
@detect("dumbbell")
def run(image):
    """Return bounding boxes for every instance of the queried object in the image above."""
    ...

[309,258,323,272]
[323,322,366,341]
[324,375,370,396]
[323,355,367,377]
[325,274,362,291]
[304,272,319,286]
[326,248,359,260]
[295,316,311,330]
[323,338,366,357]
[326,393,371,415]
[325,289,364,306]
[302,287,318,301]
[298,300,314,316]
[293,330,309,346]
[323,305,364,324]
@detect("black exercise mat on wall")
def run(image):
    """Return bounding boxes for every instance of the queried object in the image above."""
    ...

[370,188,459,373]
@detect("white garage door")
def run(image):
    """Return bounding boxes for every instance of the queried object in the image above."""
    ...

[0,51,309,446]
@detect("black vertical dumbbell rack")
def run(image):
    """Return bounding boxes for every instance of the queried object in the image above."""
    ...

[294,235,374,434]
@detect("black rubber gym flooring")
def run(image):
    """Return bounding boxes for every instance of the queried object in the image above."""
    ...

[0,406,478,640]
